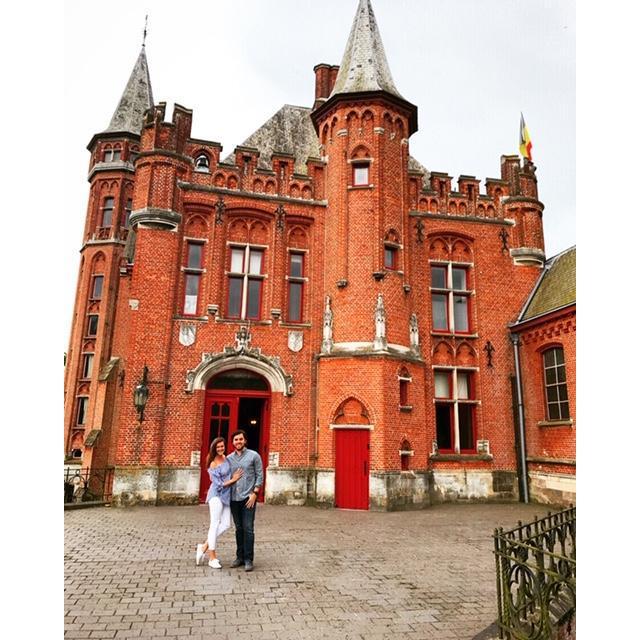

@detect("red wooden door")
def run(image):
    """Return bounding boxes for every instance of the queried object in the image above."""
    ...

[199,396,238,502]
[335,429,370,510]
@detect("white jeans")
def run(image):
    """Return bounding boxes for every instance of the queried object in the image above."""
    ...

[207,496,231,550]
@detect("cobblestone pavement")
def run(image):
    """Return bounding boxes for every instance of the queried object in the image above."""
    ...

[65,502,548,640]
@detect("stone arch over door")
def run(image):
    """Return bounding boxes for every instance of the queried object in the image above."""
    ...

[186,351,293,396]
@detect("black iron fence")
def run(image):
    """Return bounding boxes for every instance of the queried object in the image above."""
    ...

[64,467,114,504]
[494,506,576,640]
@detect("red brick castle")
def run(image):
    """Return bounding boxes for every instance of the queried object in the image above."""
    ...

[64,0,575,508]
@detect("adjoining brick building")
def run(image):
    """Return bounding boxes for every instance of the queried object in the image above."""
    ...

[63,0,576,509]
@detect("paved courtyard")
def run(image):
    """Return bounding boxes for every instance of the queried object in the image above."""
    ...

[65,501,548,640]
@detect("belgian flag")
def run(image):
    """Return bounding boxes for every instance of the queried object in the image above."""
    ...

[519,113,533,161]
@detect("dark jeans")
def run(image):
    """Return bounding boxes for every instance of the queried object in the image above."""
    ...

[230,498,256,563]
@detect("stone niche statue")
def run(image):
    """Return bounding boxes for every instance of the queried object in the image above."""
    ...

[373,294,387,351]
[409,313,420,355]
[322,296,333,354]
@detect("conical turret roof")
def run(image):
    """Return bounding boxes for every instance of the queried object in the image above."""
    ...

[105,46,154,135]
[330,0,403,99]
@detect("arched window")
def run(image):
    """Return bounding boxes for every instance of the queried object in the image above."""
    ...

[207,369,269,391]
[195,154,210,173]
[542,347,570,420]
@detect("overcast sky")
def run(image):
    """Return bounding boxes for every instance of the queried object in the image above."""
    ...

[63,0,575,339]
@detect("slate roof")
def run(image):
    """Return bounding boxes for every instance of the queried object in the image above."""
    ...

[331,0,404,99]
[224,103,429,181]
[105,47,154,135]
[518,246,576,323]
[224,105,321,175]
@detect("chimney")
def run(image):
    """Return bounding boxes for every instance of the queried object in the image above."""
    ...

[313,64,340,110]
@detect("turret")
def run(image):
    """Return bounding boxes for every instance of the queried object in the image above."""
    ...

[501,155,545,266]
[311,0,418,348]
[64,44,154,465]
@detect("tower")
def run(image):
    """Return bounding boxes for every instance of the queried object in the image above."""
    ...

[63,45,154,467]
[310,0,428,509]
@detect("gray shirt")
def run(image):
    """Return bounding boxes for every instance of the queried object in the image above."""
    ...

[228,448,264,501]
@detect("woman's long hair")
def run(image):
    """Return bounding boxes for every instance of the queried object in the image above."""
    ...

[206,437,226,468]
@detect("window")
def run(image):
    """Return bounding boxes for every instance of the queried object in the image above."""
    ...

[91,275,104,300]
[400,379,409,406]
[434,369,477,453]
[287,252,305,323]
[183,242,204,315]
[76,397,89,425]
[431,264,471,333]
[86,315,99,337]
[227,245,265,319]
[384,245,398,270]
[81,354,94,379]
[353,163,369,186]
[195,154,209,172]
[101,197,114,227]
[103,147,121,162]
[543,347,570,420]
[123,199,132,228]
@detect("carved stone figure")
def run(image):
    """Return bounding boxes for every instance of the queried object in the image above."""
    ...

[409,313,420,355]
[373,293,387,351]
[322,296,333,354]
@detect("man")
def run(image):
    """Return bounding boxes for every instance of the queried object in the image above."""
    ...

[227,430,263,572]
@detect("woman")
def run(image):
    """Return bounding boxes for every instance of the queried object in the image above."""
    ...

[196,437,243,568]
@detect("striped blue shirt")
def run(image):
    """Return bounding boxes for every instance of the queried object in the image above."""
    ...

[228,448,264,501]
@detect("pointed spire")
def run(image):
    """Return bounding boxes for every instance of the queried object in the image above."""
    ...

[331,0,403,99]
[105,44,154,135]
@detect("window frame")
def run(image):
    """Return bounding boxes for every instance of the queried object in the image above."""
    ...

[542,346,570,421]
[286,251,306,323]
[226,244,266,320]
[91,275,104,300]
[76,397,89,426]
[384,244,398,270]
[81,353,94,380]
[433,367,478,454]
[86,314,99,337]
[430,262,473,335]
[182,240,205,316]
[101,196,115,228]
[352,162,370,187]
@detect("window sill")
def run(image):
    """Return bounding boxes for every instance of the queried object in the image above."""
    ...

[348,185,374,190]
[214,318,272,326]
[430,332,479,339]
[280,322,312,328]
[527,456,576,466]
[399,405,413,413]
[537,419,574,428]
[430,453,493,462]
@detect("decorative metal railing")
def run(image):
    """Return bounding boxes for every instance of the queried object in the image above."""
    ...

[64,467,114,504]
[494,506,576,639]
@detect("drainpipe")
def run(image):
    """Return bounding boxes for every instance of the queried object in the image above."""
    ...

[510,333,529,503]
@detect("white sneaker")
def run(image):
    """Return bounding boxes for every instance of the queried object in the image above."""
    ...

[196,544,205,566]
[208,558,222,569]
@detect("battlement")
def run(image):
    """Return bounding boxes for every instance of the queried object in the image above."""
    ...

[409,155,541,219]
[141,102,193,155]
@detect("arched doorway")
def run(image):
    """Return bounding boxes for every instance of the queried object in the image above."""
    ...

[199,369,271,502]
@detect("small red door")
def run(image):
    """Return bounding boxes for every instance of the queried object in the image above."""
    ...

[335,429,370,510]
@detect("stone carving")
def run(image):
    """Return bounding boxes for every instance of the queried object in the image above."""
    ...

[373,293,387,351]
[234,325,251,354]
[179,323,196,347]
[288,331,303,353]
[409,313,420,355]
[322,296,333,354]
[184,331,294,396]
